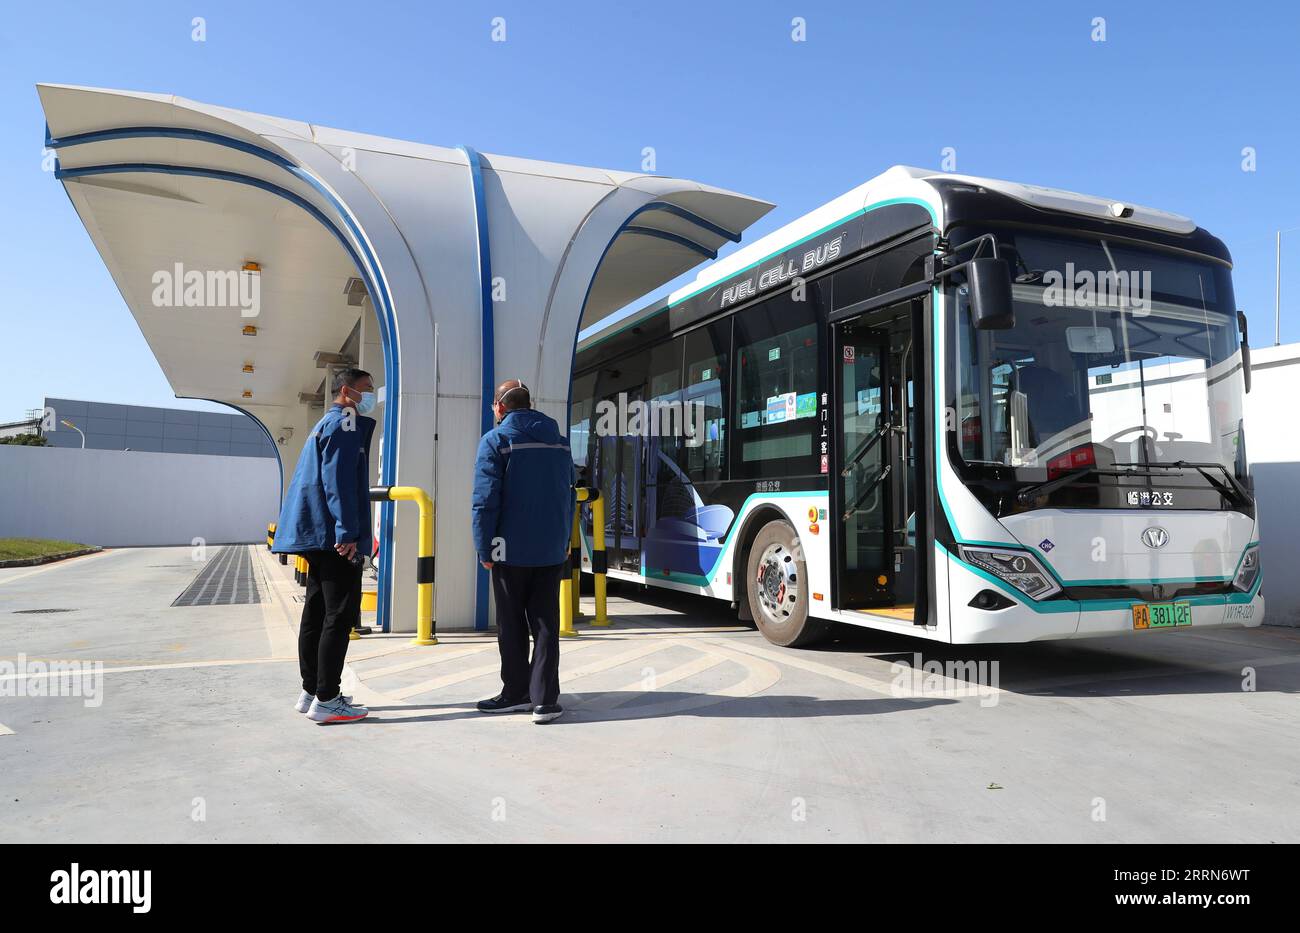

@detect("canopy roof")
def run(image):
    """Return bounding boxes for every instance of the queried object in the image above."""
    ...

[39,83,773,414]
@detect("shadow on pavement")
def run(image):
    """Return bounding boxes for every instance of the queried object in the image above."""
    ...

[604,578,1300,700]
[359,692,954,725]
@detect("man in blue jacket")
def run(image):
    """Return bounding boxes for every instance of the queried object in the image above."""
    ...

[272,369,376,724]
[472,379,575,723]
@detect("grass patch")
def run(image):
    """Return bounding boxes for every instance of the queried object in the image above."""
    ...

[0,538,91,561]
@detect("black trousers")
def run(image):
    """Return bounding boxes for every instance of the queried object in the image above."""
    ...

[491,562,564,707]
[298,549,362,701]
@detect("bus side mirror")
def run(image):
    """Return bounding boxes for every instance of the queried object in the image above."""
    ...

[1238,310,1252,393]
[968,257,1015,330]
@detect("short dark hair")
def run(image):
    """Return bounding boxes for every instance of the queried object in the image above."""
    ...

[332,368,372,395]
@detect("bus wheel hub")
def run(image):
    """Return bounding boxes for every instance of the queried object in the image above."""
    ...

[756,543,798,624]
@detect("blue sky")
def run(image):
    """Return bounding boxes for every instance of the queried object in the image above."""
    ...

[2,0,1298,422]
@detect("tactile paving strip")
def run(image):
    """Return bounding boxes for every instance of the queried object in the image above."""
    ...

[172,546,265,607]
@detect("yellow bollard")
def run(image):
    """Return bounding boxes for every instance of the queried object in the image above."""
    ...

[589,491,610,627]
[571,487,610,628]
[570,497,582,621]
[559,502,579,638]
[370,486,438,646]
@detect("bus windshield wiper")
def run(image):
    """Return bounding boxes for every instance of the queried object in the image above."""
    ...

[1017,463,1175,503]
[1123,460,1253,508]
[1016,467,1096,504]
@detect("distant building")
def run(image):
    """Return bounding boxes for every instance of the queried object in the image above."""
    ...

[0,412,42,440]
[42,397,275,458]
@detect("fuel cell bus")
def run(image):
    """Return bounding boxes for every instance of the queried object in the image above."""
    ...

[571,166,1264,646]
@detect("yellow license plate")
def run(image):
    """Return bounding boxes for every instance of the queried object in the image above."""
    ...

[1132,601,1192,629]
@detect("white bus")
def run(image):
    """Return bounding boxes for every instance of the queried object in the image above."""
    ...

[571,166,1263,646]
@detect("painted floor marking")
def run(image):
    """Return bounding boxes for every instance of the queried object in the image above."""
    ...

[713,637,1004,700]
[385,638,605,700]
[579,650,730,712]
[360,644,493,679]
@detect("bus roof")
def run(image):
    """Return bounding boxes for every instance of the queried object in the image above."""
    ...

[578,165,1198,352]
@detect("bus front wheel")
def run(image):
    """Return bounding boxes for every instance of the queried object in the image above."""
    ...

[744,521,827,647]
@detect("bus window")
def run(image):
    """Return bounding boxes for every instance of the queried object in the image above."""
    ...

[833,234,930,312]
[732,288,823,478]
[645,339,685,483]
[569,371,597,473]
[683,321,729,483]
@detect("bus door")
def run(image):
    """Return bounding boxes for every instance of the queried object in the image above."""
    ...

[594,388,645,573]
[832,319,896,608]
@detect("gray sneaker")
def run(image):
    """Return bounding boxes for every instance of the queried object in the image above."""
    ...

[532,704,563,724]
[296,690,353,714]
[307,694,369,724]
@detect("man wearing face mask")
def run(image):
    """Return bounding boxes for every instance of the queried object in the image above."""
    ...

[273,368,377,724]
[472,379,575,723]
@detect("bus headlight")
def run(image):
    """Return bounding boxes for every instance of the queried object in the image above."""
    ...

[958,546,1061,600]
[1232,547,1260,593]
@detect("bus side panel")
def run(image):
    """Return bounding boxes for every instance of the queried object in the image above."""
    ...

[933,541,953,642]
[588,491,832,609]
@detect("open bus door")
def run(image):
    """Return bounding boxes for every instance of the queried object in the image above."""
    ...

[830,297,925,619]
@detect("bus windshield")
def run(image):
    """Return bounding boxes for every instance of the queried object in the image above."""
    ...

[950,228,1248,512]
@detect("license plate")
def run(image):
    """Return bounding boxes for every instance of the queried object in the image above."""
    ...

[1132,600,1192,629]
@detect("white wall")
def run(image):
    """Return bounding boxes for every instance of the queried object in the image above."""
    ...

[1244,343,1300,625]
[0,445,280,547]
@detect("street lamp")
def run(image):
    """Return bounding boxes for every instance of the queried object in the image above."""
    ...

[60,419,85,449]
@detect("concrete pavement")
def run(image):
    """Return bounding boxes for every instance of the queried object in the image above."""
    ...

[2,544,1299,842]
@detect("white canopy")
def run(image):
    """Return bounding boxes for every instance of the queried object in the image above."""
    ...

[39,83,774,631]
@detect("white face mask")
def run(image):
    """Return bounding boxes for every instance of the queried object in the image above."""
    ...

[346,386,377,415]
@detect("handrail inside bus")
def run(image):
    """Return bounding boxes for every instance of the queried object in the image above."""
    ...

[844,464,893,522]
[842,423,890,477]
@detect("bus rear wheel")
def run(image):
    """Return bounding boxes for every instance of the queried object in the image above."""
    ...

[744,521,827,647]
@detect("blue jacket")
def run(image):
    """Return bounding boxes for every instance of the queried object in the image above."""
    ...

[472,408,575,566]
[272,404,376,556]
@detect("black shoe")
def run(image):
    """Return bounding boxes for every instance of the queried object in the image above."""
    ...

[477,694,532,714]
[532,704,563,724]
